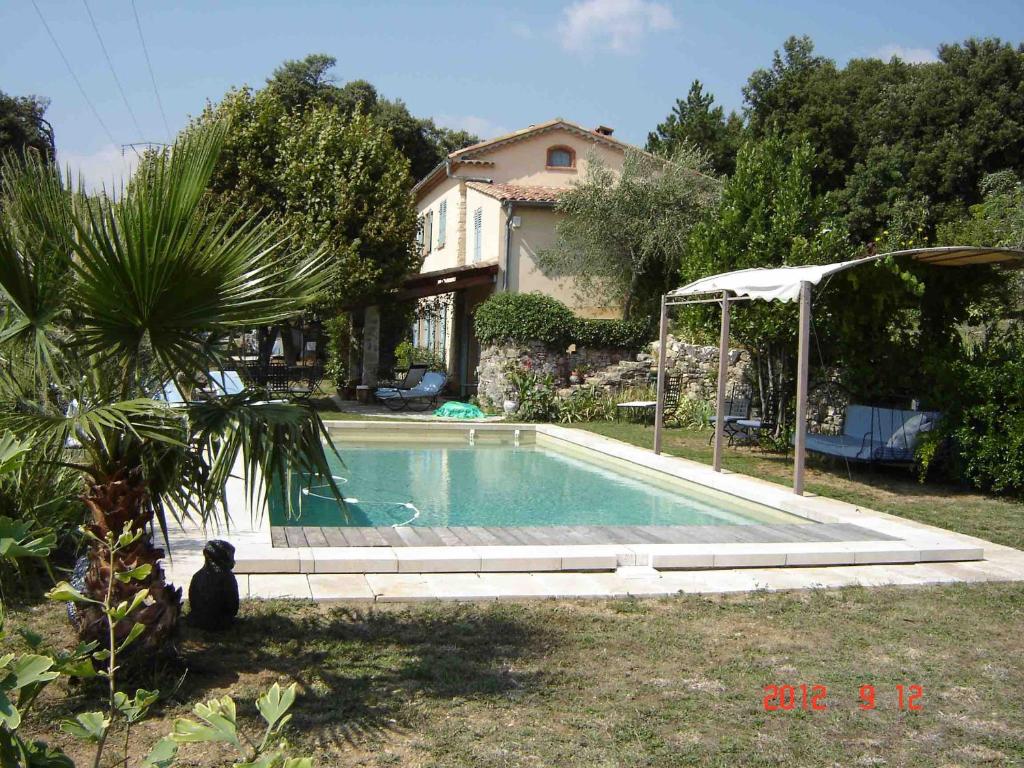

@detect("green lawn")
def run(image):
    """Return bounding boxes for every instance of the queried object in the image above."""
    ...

[580,422,1024,550]
[11,585,1024,767]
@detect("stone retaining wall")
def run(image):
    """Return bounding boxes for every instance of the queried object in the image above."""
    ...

[476,336,846,432]
[475,335,750,409]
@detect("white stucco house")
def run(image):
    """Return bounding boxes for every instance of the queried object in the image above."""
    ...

[402,118,637,396]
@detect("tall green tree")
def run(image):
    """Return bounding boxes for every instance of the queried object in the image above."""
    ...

[198,81,418,309]
[683,136,847,434]
[538,146,721,319]
[0,123,341,653]
[263,54,477,180]
[740,36,1024,241]
[0,91,53,162]
[277,106,419,304]
[647,80,742,176]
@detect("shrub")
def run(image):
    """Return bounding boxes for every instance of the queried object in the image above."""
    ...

[674,398,715,430]
[573,316,654,350]
[504,362,559,422]
[394,339,446,372]
[475,292,577,347]
[921,330,1024,495]
[558,386,616,423]
[474,293,654,350]
[324,314,351,389]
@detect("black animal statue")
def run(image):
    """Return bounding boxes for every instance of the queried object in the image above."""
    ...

[188,540,239,631]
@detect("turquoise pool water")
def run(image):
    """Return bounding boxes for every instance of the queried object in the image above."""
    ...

[270,440,799,528]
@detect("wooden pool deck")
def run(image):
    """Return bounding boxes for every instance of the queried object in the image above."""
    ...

[270,522,898,549]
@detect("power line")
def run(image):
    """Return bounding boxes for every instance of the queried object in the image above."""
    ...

[30,0,119,148]
[130,0,172,143]
[81,0,146,140]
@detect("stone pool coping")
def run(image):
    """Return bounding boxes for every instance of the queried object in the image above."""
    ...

[162,422,1005,599]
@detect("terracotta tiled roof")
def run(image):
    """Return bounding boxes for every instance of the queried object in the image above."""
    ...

[466,181,563,204]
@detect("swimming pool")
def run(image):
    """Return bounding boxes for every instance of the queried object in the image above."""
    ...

[270,435,804,529]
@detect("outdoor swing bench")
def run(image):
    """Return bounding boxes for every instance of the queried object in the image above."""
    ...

[804,404,940,464]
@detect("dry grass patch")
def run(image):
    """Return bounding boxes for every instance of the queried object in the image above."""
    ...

[5,583,1024,767]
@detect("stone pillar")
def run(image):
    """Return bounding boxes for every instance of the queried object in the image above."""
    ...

[361,305,380,386]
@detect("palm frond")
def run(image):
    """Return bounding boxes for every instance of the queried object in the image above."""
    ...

[0,398,186,474]
[0,152,76,381]
[180,392,345,526]
[64,123,336,391]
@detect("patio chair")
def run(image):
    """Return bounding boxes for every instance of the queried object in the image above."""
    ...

[376,371,448,411]
[707,386,752,444]
[803,404,940,463]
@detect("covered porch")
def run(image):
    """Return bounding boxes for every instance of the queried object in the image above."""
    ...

[357,261,498,396]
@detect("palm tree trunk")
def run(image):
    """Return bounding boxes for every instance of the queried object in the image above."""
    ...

[73,466,182,656]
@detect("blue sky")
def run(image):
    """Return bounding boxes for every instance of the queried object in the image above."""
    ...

[3,0,1022,188]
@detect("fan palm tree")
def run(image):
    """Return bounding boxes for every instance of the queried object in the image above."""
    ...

[0,123,342,653]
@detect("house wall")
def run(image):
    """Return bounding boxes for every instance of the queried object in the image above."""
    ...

[473,129,625,187]
[507,207,621,319]
[416,176,463,274]
[465,187,503,266]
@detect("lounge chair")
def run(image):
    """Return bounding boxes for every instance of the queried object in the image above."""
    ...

[157,369,246,406]
[804,404,940,463]
[378,364,427,392]
[376,371,447,411]
[205,370,245,396]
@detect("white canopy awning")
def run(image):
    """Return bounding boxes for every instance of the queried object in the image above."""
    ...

[668,247,1024,303]
[656,244,1024,495]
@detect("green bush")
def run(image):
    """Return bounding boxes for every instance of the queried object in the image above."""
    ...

[324,314,351,389]
[475,293,577,347]
[573,316,654,350]
[922,330,1024,495]
[558,386,616,423]
[503,362,559,422]
[474,293,653,350]
[394,339,446,372]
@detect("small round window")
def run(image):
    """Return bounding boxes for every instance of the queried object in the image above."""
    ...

[547,146,575,168]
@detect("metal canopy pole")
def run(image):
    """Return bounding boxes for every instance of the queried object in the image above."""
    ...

[653,295,669,454]
[793,281,812,495]
[712,291,730,472]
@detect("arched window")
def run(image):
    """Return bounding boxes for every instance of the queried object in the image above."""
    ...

[546,145,575,169]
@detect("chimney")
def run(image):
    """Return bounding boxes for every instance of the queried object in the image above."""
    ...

[595,125,614,136]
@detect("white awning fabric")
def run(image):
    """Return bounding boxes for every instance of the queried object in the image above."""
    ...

[668,247,1024,303]
[669,256,878,303]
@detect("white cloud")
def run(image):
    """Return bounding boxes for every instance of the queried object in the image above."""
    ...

[57,144,139,195]
[560,0,676,54]
[870,44,938,64]
[436,115,510,141]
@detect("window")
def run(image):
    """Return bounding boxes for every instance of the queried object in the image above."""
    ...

[472,207,483,263]
[546,145,575,168]
[437,200,447,248]
[422,210,433,255]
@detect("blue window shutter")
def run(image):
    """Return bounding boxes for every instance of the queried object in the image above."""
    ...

[438,200,447,247]
[473,207,483,262]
